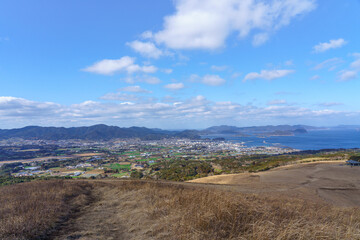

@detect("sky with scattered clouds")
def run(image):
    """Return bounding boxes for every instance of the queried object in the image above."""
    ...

[0,0,360,129]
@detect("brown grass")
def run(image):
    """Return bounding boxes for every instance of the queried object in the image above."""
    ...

[1,180,360,240]
[106,181,360,240]
[73,153,104,157]
[85,169,104,174]
[0,180,93,240]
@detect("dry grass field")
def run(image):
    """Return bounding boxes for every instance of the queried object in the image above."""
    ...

[1,177,360,240]
[0,180,93,240]
[0,157,70,167]
[73,153,104,157]
[190,162,360,207]
[0,153,103,167]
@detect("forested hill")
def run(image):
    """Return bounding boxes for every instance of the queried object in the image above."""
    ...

[0,124,327,141]
[0,124,200,140]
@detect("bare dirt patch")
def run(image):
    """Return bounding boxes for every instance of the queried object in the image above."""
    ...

[0,156,71,166]
[85,169,104,174]
[188,162,360,207]
[73,153,104,157]
[0,153,104,166]
[51,182,126,240]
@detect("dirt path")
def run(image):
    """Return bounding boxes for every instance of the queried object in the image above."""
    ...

[50,181,164,240]
[48,162,360,239]
[51,183,126,240]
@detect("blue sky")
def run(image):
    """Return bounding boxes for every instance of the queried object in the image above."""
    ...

[0,0,360,129]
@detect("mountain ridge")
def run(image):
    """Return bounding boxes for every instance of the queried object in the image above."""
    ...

[0,124,334,141]
[0,124,191,140]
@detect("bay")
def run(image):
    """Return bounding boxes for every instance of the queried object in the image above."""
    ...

[201,129,360,150]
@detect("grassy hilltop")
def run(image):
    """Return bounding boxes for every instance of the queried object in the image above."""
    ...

[1,179,360,240]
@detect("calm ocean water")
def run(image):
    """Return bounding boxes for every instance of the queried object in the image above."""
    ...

[201,129,360,150]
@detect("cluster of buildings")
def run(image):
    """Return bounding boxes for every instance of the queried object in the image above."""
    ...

[2,137,301,179]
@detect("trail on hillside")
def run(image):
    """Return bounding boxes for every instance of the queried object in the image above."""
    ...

[50,183,126,240]
[45,177,360,240]
[48,163,360,239]
[50,182,170,240]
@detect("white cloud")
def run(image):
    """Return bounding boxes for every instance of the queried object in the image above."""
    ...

[153,0,316,49]
[164,83,185,90]
[82,56,157,75]
[310,75,320,80]
[141,31,154,39]
[100,93,140,102]
[318,102,343,107]
[162,68,173,74]
[284,60,293,66]
[188,74,226,86]
[142,76,161,84]
[1,96,356,129]
[189,74,201,82]
[142,65,157,73]
[337,54,360,82]
[127,40,163,59]
[313,57,343,71]
[350,58,360,70]
[267,99,287,105]
[313,38,347,53]
[161,95,180,103]
[125,75,161,85]
[231,72,242,79]
[0,97,60,118]
[202,74,226,86]
[275,91,297,95]
[211,65,228,71]
[243,69,294,81]
[252,33,269,46]
[120,85,151,93]
[338,70,357,82]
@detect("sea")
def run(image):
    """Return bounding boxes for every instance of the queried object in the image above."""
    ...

[201,129,360,151]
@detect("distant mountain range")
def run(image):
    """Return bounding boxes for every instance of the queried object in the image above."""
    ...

[200,125,319,136]
[0,124,199,141]
[331,125,360,130]
[0,124,348,141]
